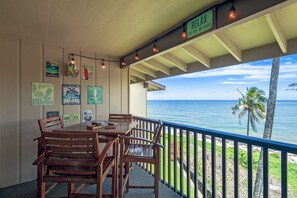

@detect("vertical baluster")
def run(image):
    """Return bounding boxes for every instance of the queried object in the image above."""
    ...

[211,136,216,198]
[180,129,184,196]
[186,130,190,198]
[149,122,152,174]
[174,127,177,192]
[234,141,239,198]
[263,147,269,198]
[194,132,198,198]
[140,120,143,168]
[168,126,172,188]
[202,134,206,197]
[281,151,287,198]
[162,125,166,184]
[222,139,226,198]
[247,144,253,198]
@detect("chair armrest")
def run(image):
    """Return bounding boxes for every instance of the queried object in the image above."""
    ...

[132,128,155,134]
[32,152,45,165]
[97,139,116,166]
[120,136,164,148]
[33,136,42,141]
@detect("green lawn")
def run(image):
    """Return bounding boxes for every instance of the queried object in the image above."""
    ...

[143,134,297,197]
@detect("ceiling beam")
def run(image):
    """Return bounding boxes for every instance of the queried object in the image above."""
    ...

[132,64,157,78]
[144,60,171,75]
[160,54,188,72]
[129,75,138,83]
[213,32,242,62]
[130,69,147,80]
[182,45,210,68]
[265,12,287,53]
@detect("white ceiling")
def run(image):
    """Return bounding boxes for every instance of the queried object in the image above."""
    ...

[0,0,219,57]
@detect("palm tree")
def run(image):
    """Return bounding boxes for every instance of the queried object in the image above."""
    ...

[287,83,297,91]
[232,87,267,136]
[253,57,280,198]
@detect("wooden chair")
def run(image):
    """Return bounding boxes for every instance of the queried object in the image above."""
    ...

[35,116,64,155]
[33,131,117,198]
[119,120,163,198]
[109,114,132,122]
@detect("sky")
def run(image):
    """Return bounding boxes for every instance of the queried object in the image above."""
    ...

[148,54,297,100]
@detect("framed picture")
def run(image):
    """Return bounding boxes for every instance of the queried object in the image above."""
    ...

[32,82,54,106]
[87,86,103,104]
[45,61,59,77]
[63,114,80,123]
[82,65,93,80]
[83,110,93,122]
[62,84,81,105]
[46,111,59,118]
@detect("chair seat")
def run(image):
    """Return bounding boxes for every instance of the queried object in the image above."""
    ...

[126,144,153,157]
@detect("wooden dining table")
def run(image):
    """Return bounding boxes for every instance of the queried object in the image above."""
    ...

[53,120,138,197]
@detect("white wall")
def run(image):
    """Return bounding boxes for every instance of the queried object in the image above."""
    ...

[0,34,129,188]
[129,82,147,117]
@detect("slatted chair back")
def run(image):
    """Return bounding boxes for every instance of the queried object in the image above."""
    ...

[152,120,163,144]
[109,114,132,122]
[38,116,64,133]
[43,132,100,177]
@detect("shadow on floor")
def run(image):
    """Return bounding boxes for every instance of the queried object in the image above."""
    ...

[0,164,180,198]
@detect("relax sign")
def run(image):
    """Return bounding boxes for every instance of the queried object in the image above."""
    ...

[186,9,213,39]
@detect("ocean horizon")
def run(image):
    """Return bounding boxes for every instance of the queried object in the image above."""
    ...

[147,100,297,144]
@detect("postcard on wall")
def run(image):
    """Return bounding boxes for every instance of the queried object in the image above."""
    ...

[63,114,80,123]
[83,110,93,122]
[32,82,54,106]
[62,84,81,105]
[87,86,103,104]
[46,111,59,118]
[45,61,59,77]
[82,65,93,80]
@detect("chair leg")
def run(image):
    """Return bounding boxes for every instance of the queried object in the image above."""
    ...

[68,183,74,197]
[125,162,130,192]
[154,163,160,198]
[97,167,103,198]
[37,164,45,198]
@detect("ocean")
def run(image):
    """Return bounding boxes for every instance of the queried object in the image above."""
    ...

[147,100,297,144]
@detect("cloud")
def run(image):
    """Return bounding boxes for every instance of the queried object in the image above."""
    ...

[181,63,297,82]
[220,81,256,85]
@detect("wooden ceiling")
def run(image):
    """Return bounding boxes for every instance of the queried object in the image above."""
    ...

[130,1,297,83]
[0,0,218,57]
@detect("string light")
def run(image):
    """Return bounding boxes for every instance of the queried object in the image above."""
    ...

[134,50,140,61]
[121,58,127,66]
[101,59,106,69]
[229,1,237,20]
[152,41,159,53]
[181,25,187,40]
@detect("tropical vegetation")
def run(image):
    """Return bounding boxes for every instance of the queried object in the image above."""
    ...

[232,87,267,136]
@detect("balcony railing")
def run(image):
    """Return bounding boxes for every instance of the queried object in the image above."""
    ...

[132,116,297,198]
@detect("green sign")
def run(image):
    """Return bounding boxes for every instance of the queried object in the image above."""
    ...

[186,9,213,39]
[88,86,103,104]
[32,83,54,106]
[63,114,80,123]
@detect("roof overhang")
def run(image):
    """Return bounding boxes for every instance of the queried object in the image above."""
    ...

[128,0,297,83]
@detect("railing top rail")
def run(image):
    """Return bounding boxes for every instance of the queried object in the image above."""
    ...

[133,116,297,154]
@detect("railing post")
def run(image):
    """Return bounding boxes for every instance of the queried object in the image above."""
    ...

[281,151,287,198]
[211,136,216,198]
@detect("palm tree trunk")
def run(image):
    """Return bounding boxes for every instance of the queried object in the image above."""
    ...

[253,57,280,198]
[247,111,250,136]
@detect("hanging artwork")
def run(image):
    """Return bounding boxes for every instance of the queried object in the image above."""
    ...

[45,61,59,77]
[87,86,103,104]
[62,84,81,105]
[46,111,59,118]
[82,65,93,80]
[32,83,54,106]
[62,114,80,122]
[83,110,93,122]
[67,63,79,78]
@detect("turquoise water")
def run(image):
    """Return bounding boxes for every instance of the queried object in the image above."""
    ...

[147,100,297,144]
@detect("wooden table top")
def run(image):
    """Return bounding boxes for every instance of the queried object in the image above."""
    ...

[53,121,138,137]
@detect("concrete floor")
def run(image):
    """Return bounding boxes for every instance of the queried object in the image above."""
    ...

[0,164,180,198]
